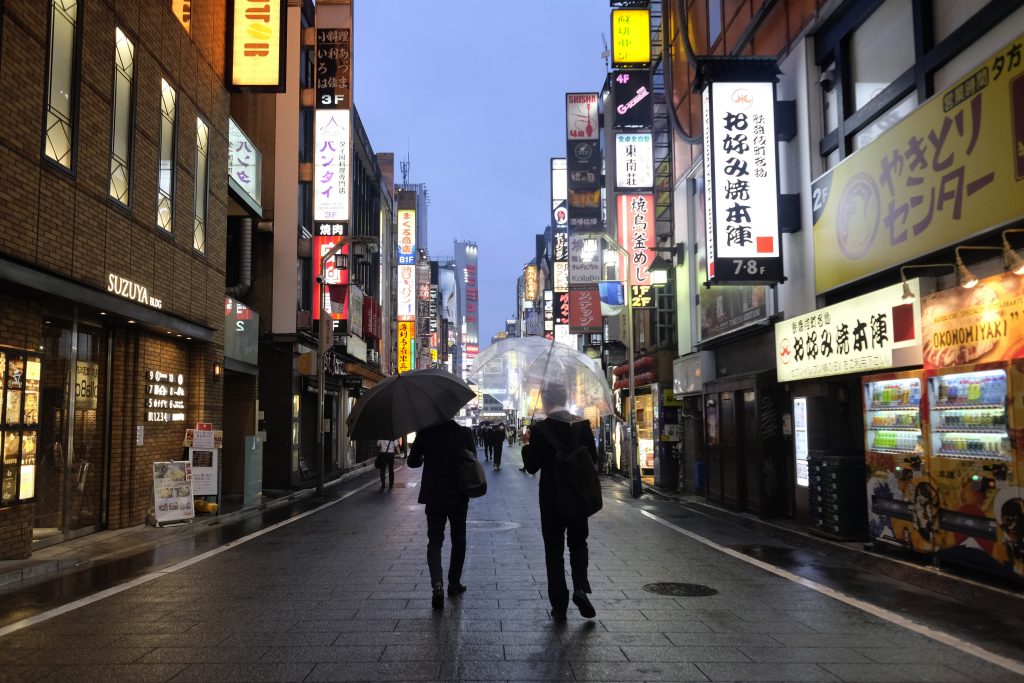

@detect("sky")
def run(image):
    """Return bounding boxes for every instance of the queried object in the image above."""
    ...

[354,1,610,348]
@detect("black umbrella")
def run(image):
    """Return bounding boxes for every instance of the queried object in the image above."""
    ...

[346,368,475,440]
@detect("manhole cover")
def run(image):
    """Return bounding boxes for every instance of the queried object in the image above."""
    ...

[466,520,521,531]
[642,582,717,597]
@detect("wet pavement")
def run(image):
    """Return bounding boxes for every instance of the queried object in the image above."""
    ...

[1,445,1023,682]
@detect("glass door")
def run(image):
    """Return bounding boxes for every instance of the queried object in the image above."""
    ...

[33,318,108,546]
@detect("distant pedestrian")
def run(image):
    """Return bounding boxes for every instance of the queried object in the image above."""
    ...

[488,423,505,470]
[522,384,599,621]
[376,439,397,490]
[407,419,476,609]
[507,425,515,446]
[482,425,493,461]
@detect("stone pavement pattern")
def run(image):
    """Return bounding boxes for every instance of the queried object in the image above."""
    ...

[0,445,1020,682]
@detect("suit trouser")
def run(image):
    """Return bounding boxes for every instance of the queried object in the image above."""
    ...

[492,443,503,467]
[539,503,591,610]
[426,501,468,587]
[378,456,394,487]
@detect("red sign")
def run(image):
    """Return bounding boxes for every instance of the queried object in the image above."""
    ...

[313,236,349,321]
[569,286,602,334]
[557,292,570,325]
[617,194,654,286]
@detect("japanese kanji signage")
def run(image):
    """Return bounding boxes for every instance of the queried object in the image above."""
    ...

[568,235,602,285]
[775,280,922,382]
[315,27,351,109]
[566,93,599,140]
[611,9,650,69]
[569,286,602,334]
[613,70,653,129]
[313,109,350,222]
[615,133,654,189]
[554,261,569,292]
[228,119,261,210]
[702,79,782,284]
[228,0,286,91]
[544,290,554,332]
[567,139,602,232]
[921,272,1024,370]
[812,33,1024,293]
[524,265,538,302]
[397,265,415,321]
[312,223,349,323]
[397,321,414,373]
[556,291,570,325]
[617,194,654,285]
[397,210,416,265]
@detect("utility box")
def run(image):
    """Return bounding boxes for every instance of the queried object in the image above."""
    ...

[673,351,716,397]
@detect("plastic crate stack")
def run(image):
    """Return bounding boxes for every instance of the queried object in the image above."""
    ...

[808,455,867,540]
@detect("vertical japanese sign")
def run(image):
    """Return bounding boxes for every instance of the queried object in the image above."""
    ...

[315,27,351,109]
[228,0,285,91]
[812,33,1024,293]
[615,133,654,189]
[568,235,602,285]
[397,210,416,265]
[618,194,654,309]
[566,93,599,140]
[524,265,538,302]
[612,70,652,129]
[313,109,350,222]
[566,94,603,234]
[228,119,262,210]
[552,157,569,295]
[702,79,782,284]
[397,265,415,321]
[611,8,650,69]
[569,286,602,334]
[312,222,348,321]
[397,321,414,373]
[544,290,554,334]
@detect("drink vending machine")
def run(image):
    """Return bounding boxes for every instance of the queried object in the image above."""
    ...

[926,361,1024,578]
[863,370,933,553]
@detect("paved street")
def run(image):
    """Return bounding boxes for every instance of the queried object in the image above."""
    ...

[1,445,1023,682]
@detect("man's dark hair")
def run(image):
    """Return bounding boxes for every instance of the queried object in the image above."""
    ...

[541,383,568,409]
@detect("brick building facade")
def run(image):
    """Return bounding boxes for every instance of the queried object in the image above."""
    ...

[0,0,229,558]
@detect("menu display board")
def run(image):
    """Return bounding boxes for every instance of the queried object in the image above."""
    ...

[0,348,39,505]
[153,461,194,524]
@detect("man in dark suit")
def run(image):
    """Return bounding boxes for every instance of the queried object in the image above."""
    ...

[488,423,505,470]
[408,419,476,609]
[522,384,598,620]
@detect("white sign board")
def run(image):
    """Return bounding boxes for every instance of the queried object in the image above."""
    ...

[615,133,654,189]
[568,235,601,285]
[566,93,599,140]
[397,264,416,321]
[153,461,194,524]
[793,398,808,488]
[313,109,350,222]
[775,280,922,383]
[188,448,218,496]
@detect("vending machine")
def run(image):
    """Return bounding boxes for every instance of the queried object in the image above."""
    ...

[863,370,933,553]
[926,361,1024,578]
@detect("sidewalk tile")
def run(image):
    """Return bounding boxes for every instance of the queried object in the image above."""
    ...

[695,662,837,681]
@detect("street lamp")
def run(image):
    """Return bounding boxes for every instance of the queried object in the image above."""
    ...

[316,237,349,496]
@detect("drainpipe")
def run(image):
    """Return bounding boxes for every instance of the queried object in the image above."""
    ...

[226,216,252,298]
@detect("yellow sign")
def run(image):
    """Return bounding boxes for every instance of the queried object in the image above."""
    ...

[524,265,538,301]
[172,0,191,32]
[230,0,284,88]
[812,33,1024,293]
[397,321,414,373]
[611,9,650,67]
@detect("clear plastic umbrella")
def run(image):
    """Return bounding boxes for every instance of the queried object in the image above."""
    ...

[469,337,613,423]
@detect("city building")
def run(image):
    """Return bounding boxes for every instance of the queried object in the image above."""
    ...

[452,240,479,380]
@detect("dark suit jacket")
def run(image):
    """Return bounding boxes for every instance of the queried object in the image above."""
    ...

[522,412,598,511]
[408,420,475,507]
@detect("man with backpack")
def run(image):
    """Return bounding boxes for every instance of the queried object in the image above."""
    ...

[521,384,601,621]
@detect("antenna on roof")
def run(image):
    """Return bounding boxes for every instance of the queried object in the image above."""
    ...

[601,33,610,72]
[400,151,410,186]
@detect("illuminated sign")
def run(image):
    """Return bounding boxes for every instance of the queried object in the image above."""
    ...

[107,273,162,309]
[569,235,601,285]
[524,265,538,301]
[312,227,349,321]
[397,321,414,373]
[554,261,569,292]
[569,286,602,334]
[314,109,350,222]
[566,93,599,140]
[611,9,650,68]
[617,194,654,285]
[397,265,416,321]
[775,280,921,382]
[228,118,262,211]
[615,133,653,189]
[315,27,351,109]
[551,157,567,201]
[703,79,782,284]
[145,369,186,423]
[228,0,285,90]
[613,70,652,128]
[812,32,1024,293]
[172,0,191,32]
[397,210,416,264]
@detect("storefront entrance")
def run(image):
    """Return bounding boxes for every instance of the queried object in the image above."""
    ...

[33,318,109,546]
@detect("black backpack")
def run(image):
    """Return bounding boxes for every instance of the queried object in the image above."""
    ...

[540,423,603,521]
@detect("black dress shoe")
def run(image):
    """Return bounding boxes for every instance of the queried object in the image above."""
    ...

[549,607,567,621]
[447,583,466,597]
[432,584,444,609]
[572,590,596,619]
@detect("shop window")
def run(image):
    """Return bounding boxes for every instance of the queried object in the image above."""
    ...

[849,0,914,112]
[44,0,79,170]
[171,0,191,33]
[193,117,209,253]
[109,28,135,206]
[156,78,177,233]
[852,91,917,151]
[931,0,980,44]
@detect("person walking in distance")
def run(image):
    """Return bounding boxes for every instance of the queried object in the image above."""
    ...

[522,384,598,620]
[407,420,476,609]
[482,425,493,461]
[376,438,398,490]
[489,423,505,470]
